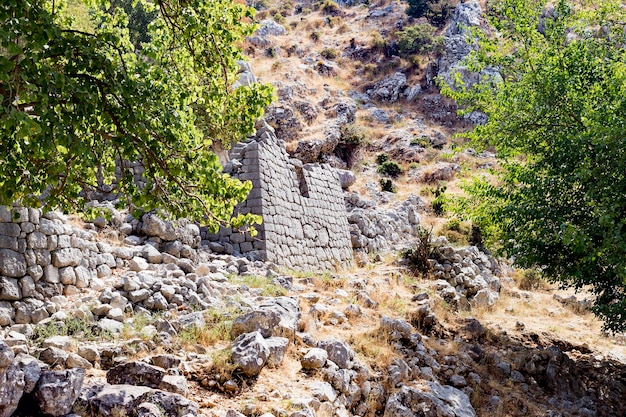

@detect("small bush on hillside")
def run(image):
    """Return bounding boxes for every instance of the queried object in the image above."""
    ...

[321,48,339,59]
[336,124,367,167]
[516,269,548,291]
[376,153,390,165]
[431,184,447,216]
[310,31,321,42]
[410,135,431,147]
[273,12,286,24]
[320,0,341,15]
[406,0,429,18]
[440,218,471,245]
[427,0,453,26]
[398,23,440,56]
[400,227,435,277]
[380,178,396,192]
[370,32,388,53]
[406,0,453,26]
[265,46,278,58]
[378,160,403,178]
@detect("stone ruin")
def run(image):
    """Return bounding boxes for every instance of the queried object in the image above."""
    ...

[204,121,354,271]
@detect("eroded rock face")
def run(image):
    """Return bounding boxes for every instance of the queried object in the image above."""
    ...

[438,1,501,101]
[76,383,198,417]
[231,331,270,377]
[0,342,25,417]
[317,338,355,369]
[33,368,85,417]
[367,72,407,103]
[107,362,166,390]
[231,297,300,340]
[383,382,476,417]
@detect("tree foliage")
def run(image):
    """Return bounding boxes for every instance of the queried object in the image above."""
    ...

[443,0,626,331]
[0,0,273,231]
[405,0,452,26]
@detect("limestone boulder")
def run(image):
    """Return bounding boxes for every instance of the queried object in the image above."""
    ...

[107,362,165,390]
[301,348,328,370]
[77,382,197,416]
[33,368,85,416]
[383,382,476,417]
[231,331,270,377]
[231,297,300,340]
[317,338,355,369]
[0,249,27,277]
[367,72,407,102]
[141,213,177,241]
[0,342,25,417]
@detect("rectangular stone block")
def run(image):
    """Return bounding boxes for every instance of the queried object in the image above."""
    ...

[0,277,21,301]
[0,223,21,237]
[0,236,18,251]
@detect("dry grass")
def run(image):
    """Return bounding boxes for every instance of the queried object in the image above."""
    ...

[348,327,401,372]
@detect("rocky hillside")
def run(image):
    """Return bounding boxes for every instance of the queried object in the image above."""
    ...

[1,1,626,417]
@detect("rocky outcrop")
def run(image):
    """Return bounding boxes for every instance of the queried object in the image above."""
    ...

[384,382,476,417]
[438,1,501,103]
[347,194,425,253]
[428,244,502,310]
[76,383,198,417]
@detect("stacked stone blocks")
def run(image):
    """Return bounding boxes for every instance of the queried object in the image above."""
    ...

[0,206,119,325]
[206,124,353,270]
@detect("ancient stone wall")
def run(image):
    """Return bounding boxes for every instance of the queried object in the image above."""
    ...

[0,206,125,325]
[204,122,353,270]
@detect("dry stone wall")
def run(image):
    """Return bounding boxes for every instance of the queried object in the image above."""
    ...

[0,206,125,326]
[205,122,353,270]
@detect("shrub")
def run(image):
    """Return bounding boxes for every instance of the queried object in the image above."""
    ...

[265,46,278,58]
[406,0,429,18]
[378,160,403,178]
[336,124,367,167]
[310,31,321,42]
[286,44,299,57]
[427,0,453,26]
[370,31,388,54]
[273,12,286,24]
[400,227,435,277]
[376,153,390,165]
[431,185,447,216]
[516,269,548,291]
[320,0,341,15]
[441,218,471,245]
[406,0,453,27]
[410,135,431,147]
[398,23,438,56]
[320,48,339,59]
[380,178,396,192]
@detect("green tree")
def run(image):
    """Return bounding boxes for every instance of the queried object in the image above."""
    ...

[405,0,452,26]
[107,0,157,50]
[0,0,273,231]
[443,0,626,331]
[406,0,429,19]
[397,23,442,56]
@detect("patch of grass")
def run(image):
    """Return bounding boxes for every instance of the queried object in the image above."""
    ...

[121,311,158,340]
[313,272,347,290]
[229,274,288,297]
[33,317,112,345]
[178,307,239,347]
[515,269,548,291]
[348,328,400,373]
[439,218,471,245]
[320,47,339,60]
[410,135,431,148]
